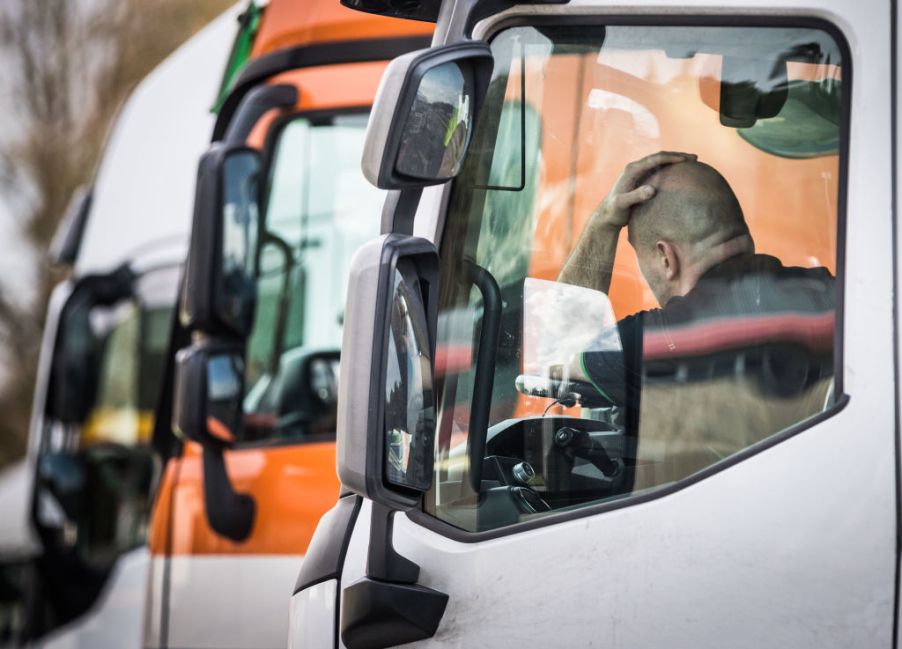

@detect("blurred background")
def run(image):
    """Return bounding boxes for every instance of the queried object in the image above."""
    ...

[0,0,232,470]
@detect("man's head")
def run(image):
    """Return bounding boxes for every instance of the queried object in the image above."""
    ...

[627,160,754,305]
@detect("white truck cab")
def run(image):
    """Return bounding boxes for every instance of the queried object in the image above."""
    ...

[293,0,898,647]
[0,7,240,647]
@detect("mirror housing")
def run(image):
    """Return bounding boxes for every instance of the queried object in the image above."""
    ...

[181,144,262,338]
[173,340,246,449]
[362,43,493,189]
[47,266,134,425]
[337,235,438,511]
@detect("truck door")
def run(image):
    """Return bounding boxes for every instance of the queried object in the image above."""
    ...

[333,4,897,647]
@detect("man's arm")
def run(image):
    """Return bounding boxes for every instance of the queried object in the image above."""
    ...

[558,151,696,293]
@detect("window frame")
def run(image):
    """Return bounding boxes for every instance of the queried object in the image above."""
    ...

[408,12,853,542]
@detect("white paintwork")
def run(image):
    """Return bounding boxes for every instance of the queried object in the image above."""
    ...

[320,1,899,648]
[142,556,165,649]
[288,580,337,649]
[33,548,150,649]
[74,2,242,276]
[164,555,303,649]
[0,461,38,559]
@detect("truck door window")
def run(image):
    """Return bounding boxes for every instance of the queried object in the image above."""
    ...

[426,24,844,533]
[241,112,383,442]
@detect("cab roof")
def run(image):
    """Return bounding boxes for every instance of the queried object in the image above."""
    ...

[250,0,433,59]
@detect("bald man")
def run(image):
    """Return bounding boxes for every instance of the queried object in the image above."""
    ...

[558,152,835,481]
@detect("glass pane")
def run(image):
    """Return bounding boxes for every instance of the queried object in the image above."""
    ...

[222,150,260,279]
[396,61,475,180]
[384,265,435,491]
[427,24,842,532]
[242,113,383,442]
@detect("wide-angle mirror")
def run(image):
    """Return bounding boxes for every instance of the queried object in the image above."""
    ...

[362,43,493,189]
[394,61,475,182]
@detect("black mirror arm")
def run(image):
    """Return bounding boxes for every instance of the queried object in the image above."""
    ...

[222,84,298,145]
[342,502,449,649]
[365,501,419,583]
[201,445,255,542]
[464,260,502,493]
[381,188,422,236]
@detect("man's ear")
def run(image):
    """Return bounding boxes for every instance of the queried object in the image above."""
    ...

[656,240,679,280]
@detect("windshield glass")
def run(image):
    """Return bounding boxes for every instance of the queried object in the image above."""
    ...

[242,112,383,442]
[427,24,843,532]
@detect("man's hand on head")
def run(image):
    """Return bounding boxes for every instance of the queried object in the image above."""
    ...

[559,151,696,292]
[592,151,697,232]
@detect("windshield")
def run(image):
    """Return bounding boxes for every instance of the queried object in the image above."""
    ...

[427,24,843,532]
[242,111,383,442]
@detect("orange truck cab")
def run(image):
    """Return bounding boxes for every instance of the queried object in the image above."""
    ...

[144,3,431,649]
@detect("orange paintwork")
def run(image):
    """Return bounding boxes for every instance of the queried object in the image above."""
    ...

[250,0,431,59]
[150,441,338,555]
[245,60,389,149]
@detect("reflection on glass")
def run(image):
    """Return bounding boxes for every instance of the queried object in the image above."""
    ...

[396,61,474,180]
[426,25,843,533]
[207,352,244,444]
[222,151,260,276]
[208,354,243,401]
[384,266,434,491]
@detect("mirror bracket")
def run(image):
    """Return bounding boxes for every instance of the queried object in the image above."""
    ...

[201,445,255,542]
[380,188,423,236]
[341,502,448,649]
[365,502,418,584]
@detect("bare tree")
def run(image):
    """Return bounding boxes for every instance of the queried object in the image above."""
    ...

[0,0,233,468]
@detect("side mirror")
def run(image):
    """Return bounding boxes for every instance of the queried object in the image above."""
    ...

[47,266,134,425]
[337,235,438,511]
[362,43,494,189]
[181,144,261,338]
[173,341,245,449]
[172,340,255,542]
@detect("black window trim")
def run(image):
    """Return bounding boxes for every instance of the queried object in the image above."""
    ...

[408,11,853,543]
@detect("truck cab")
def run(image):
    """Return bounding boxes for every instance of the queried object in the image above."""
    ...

[144,3,431,649]
[294,0,898,647]
[2,7,240,647]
